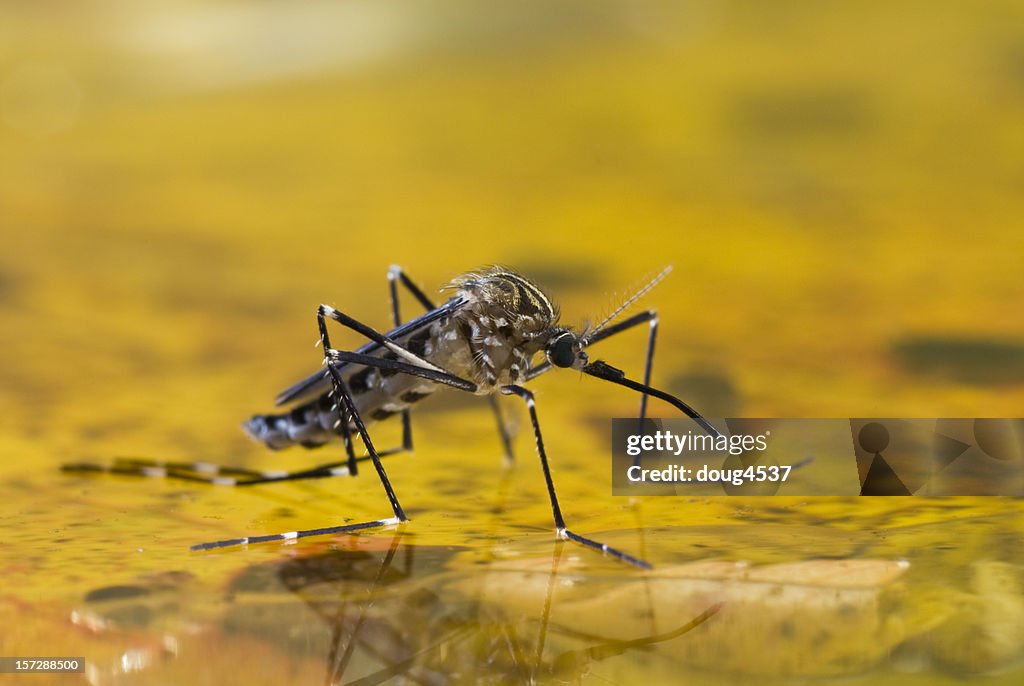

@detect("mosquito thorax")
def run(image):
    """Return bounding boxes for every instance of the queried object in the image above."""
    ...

[440,267,563,389]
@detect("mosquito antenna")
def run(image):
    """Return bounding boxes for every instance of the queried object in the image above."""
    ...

[582,360,722,438]
[581,266,672,346]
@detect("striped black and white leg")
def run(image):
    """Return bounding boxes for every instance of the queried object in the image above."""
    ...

[61,454,379,486]
[388,265,434,453]
[500,384,652,570]
[192,374,405,550]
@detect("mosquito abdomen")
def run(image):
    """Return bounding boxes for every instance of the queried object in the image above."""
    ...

[245,373,438,450]
[244,394,336,450]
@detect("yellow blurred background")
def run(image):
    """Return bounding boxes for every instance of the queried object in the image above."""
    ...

[1,1,1023,682]
[4,0,1023,449]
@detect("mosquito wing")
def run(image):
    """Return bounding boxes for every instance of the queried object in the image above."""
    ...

[274,296,468,406]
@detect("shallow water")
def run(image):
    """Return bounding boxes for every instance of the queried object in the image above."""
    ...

[2,1,1024,684]
[3,462,1022,684]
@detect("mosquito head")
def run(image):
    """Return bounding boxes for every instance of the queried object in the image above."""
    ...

[545,329,589,370]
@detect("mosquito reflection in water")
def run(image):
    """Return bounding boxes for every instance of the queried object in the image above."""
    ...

[221,534,719,686]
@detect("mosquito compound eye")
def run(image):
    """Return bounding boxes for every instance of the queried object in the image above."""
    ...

[549,333,577,368]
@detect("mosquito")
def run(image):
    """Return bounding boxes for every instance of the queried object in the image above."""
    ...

[65,266,720,569]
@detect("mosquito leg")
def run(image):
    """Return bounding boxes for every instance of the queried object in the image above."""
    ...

[317,301,484,516]
[584,310,659,423]
[330,391,361,477]
[61,455,376,486]
[588,311,659,467]
[500,384,652,570]
[488,394,515,465]
[61,458,265,483]
[390,272,413,455]
[190,518,404,552]
[388,265,436,453]
[191,376,408,551]
[388,264,436,312]
[324,350,476,392]
[59,442,433,487]
[319,322,407,522]
[317,304,450,375]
